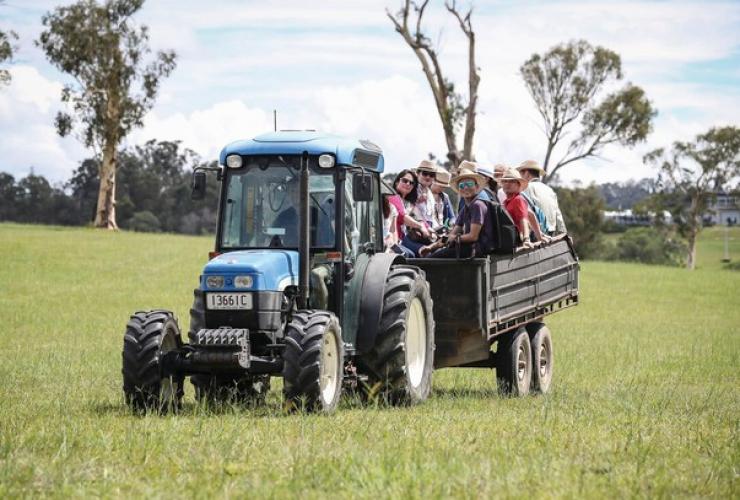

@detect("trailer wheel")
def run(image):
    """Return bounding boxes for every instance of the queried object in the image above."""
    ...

[496,327,532,397]
[360,265,435,405]
[122,310,184,413]
[187,290,270,405]
[282,310,344,412]
[527,323,553,394]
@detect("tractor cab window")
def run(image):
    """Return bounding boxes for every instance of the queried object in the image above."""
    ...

[346,172,380,259]
[220,157,336,249]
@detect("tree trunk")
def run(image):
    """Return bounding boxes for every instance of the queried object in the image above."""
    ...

[93,140,118,229]
[685,194,700,270]
[93,91,120,229]
[686,227,697,270]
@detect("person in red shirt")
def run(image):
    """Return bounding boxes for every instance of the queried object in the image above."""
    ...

[500,167,534,247]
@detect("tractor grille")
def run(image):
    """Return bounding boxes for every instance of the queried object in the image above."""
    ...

[192,328,247,347]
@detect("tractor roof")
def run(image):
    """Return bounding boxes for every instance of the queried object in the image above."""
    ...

[219,131,384,172]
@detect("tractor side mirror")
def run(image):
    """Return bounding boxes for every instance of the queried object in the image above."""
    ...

[191,171,206,200]
[352,174,374,202]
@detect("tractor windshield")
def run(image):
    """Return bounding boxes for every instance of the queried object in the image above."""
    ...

[220,156,336,249]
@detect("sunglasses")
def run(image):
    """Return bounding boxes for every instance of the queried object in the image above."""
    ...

[458,180,477,190]
[419,171,435,177]
[398,178,415,185]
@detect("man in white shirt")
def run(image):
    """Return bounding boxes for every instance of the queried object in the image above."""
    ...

[517,160,567,235]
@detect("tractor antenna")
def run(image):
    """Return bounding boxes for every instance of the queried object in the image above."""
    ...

[273,110,277,132]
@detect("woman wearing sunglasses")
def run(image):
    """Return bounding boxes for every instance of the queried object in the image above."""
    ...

[423,165,493,259]
[391,169,433,256]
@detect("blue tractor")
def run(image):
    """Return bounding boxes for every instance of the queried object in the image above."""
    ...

[122,131,435,412]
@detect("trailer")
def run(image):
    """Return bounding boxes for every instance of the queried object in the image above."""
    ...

[414,236,579,395]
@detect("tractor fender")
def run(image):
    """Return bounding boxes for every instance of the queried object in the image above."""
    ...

[355,252,405,353]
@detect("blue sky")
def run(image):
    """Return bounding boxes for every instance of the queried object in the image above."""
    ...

[1,0,739,185]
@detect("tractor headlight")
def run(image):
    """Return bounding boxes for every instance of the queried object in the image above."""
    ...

[206,275,224,289]
[234,275,253,289]
[318,154,335,169]
[225,154,243,169]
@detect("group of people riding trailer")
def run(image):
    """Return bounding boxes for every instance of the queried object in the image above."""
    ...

[385,158,567,259]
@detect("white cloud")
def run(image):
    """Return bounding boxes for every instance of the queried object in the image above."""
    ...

[2,0,739,188]
[0,65,86,181]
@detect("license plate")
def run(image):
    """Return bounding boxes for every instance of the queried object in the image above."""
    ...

[206,293,253,310]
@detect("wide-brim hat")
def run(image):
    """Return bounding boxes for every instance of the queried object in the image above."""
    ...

[416,159,437,173]
[477,166,496,180]
[499,167,529,190]
[451,167,485,193]
[517,159,546,177]
[434,166,451,187]
[493,164,507,179]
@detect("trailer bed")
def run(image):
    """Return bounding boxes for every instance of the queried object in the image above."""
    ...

[413,237,579,369]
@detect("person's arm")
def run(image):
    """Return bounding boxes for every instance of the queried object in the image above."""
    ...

[459,223,481,244]
[527,210,548,242]
[403,214,431,237]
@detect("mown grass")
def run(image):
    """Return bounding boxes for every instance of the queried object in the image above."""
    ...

[0,222,738,498]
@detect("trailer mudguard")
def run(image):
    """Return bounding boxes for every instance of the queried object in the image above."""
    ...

[355,252,404,353]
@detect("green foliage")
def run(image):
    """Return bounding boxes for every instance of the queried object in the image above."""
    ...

[521,40,656,179]
[605,227,685,266]
[0,140,219,233]
[644,125,740,269]
[127,210,160,232]
[554,185,605,257]
[0,223,737,496]
[36,0,176,148]
[0,6,18,87]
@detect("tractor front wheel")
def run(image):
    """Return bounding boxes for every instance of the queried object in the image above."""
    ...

[122,310,184,413]
[282,310,344,413]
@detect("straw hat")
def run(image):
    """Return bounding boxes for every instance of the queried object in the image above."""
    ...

[416,159,437,174]
[499,167,529,190]
[434,166,451,187]
[517,159,546,177]
[451,166,485,193]
[493,164,507,179]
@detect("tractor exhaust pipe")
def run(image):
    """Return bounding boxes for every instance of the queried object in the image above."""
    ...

[298,151,310,309]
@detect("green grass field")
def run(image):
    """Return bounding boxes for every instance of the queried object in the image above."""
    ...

[1,223,738,498]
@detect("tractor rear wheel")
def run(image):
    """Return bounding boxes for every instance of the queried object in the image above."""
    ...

[282,310,344,412]
[187,290,270,405]
[527,323,553,394]
[496,327,532,397]
[122,310,184,413]
[360,265,434,405]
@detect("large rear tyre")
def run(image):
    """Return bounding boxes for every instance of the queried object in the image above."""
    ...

[527,323,553,394]
[187,290,269,405]
[496,327,532,397]
[122,310,184,413]
[282,310,344,413]
[359,265,435,405]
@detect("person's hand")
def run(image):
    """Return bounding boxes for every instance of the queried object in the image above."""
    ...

[447,235,458,248]
[419,245,433,257]
[540,234,552,244]
[420,225,431,239]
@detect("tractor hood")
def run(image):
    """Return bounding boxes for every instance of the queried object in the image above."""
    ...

[201,250,298,292]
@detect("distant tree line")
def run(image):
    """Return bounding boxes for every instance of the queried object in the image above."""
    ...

[0,140,218,234]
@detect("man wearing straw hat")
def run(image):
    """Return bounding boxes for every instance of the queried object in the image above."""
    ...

[424,164,493,258]
[517,160,567,235]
